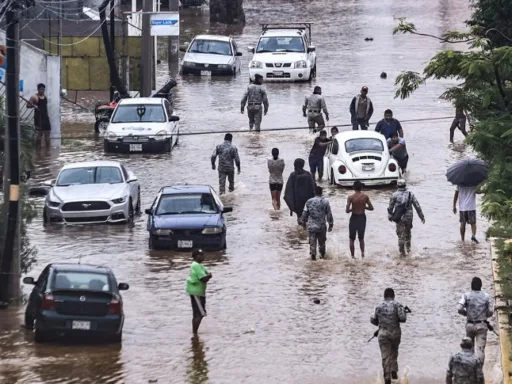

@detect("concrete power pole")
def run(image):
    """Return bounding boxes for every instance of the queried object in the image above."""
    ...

[168,0,179,77]
[140,0,153,97]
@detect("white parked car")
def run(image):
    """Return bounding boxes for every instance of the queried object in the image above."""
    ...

[43,161,141,225]
[324,131,400,186]
[248,23,316,82]
[180,35,242,76]
[104,98,180,153]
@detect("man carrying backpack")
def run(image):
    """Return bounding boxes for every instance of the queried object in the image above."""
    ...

[388,179,425,256]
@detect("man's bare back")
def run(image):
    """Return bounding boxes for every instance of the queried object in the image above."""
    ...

[347,192,372,214]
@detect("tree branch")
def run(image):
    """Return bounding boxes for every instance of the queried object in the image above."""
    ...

[493,63,509,107]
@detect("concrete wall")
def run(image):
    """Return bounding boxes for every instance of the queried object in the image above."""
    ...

[0,30,61,147]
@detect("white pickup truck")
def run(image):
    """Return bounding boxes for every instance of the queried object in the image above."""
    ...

[248,22,316,82]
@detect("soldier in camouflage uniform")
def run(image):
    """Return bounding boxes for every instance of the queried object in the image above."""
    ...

[446,337,484,384]
[370,288,407,384]
[241,74,269,131]
[387,179,425,255]
[303,86,329,133]
[457,277,494,364]
[211,133,241,195]
[300,186,333,260]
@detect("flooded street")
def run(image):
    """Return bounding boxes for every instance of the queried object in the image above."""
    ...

[0,0,502,383]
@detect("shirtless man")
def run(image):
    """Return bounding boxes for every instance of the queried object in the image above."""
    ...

[346,181,374,258]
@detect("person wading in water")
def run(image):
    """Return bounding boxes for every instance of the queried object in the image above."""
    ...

[27,83,51,149]
[346,181,374,258]
[268,148,285,210]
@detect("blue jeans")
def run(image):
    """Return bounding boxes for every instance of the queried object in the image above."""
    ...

[309,157,324,178]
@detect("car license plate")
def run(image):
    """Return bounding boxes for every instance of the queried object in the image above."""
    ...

[200,70,211,76]
[72,320,90,330]
[129,144,142,152]
[362,164,374,171]
[273,71,284,76]
[178,240,193,248]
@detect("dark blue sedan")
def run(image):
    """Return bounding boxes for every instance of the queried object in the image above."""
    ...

[23,263,129,343]
[145,185,233,250]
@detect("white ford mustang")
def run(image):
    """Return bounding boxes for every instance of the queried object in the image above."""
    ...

[323,131,400,186]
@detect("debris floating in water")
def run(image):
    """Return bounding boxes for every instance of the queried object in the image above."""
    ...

[380,72,387,79]
[313,298,321,304]
[364,37,374,41]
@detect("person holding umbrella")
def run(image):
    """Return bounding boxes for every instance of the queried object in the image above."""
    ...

[446,158,489,244]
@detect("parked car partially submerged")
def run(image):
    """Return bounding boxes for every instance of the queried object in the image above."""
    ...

[324,131,400,186]
[145,185,232,251]
[43,160,141,225]
[23,263,129,343]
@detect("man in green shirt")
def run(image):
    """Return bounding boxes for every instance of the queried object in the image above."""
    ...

[186,249,212,334]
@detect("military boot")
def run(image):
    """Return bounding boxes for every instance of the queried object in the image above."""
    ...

[391,372,398,380]
[405,240,411,254]
[310,253,316,261]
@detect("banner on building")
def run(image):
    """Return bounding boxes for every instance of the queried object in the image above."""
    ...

[150,12,179,36]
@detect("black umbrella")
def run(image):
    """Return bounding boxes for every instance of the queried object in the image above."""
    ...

[446,158,489,187]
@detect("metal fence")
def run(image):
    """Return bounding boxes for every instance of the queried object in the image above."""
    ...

[0,81,35,125]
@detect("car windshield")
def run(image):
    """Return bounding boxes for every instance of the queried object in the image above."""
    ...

[256,36,305,53]
[56,167,123,186]
[189,39,232,55]
[345,138,384,153]
[52,271,111,291]
[112,104,166,123]
[156,193,218,215]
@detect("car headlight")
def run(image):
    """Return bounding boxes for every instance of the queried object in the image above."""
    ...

[182,61,195,67]
[250,61,263,69]
[202,227,223,234]
[47,200,60,208]
[153,228,173,235]
[106,131,117,140]
[218,64,229,69]
[112,196,127,204]
[294,60,307,68]
[155,130,168,138]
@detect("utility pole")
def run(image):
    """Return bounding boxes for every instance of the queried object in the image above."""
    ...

[0,7,21,309]
[109,0,116,101]
[168,0,179,77]
[140,0,153,97]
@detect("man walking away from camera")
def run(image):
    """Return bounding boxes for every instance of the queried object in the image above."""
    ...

[308,130,331,181]
[346,181,374,258]
[301,186,333,260]
[453,185,478,243]
[303,86,329,133]
[241,74,269,131]
[211,133,241,195]
[370,288,407,384]
[388,179,425,256]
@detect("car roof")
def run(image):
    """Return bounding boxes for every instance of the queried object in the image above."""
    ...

[50,263,112,274]
[194,34,231,42]
[60,160,121,170]
[118,97,165,105]
[160,184,213,194]
[261,29,306,37]
[336,130,387,141]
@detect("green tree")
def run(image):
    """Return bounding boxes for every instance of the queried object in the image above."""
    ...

[468,0,512,48]
[393,18,512,230]
[0,107,38,274]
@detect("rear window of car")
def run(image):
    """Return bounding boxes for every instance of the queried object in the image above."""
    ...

[156,193,218,215]
[112,104,166,123]
[52,271,110,291]
[345,138,384,153]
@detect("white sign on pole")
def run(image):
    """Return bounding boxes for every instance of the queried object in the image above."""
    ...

[150,12,179,36]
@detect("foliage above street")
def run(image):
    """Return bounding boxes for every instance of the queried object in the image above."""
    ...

[393,17,512,230]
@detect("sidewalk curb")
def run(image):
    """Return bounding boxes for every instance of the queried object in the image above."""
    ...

[491,239,511,384]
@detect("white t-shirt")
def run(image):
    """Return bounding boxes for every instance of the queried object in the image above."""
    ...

[457,186,476,211]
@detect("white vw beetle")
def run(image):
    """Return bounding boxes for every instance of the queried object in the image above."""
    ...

[324,131,400,186]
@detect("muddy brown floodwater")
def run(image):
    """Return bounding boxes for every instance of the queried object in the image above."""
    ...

[0,0,503,383]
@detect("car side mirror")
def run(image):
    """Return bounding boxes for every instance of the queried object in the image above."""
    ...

[179,46,188,52]
[118,283,129,291]
[145,208,152,215]
[43,179,55,187]
[23,277,36,285]
[222,207,233,213]
[307,46,316,53]
[236,52,243,57]
[127,176,138,183]
[169,115,180,122]
[247,46,255,54]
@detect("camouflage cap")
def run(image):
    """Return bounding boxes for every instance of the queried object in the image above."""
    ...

[460,337,473,349]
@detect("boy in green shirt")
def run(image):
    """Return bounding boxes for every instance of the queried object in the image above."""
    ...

[186,249,212,334]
